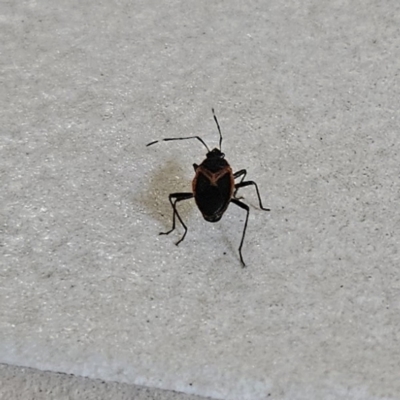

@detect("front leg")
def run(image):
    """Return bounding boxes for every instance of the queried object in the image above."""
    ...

[234,180,270,211]
[161,192,193,245]
[233,169,247,198]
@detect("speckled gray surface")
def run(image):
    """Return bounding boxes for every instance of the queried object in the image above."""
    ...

[1,1,400,399]
[0,364,212,400]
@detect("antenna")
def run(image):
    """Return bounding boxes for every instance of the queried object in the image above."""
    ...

[146,136,211,152]
[212,108,223,151]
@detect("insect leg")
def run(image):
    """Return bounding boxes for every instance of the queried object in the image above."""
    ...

[233,169,247,180]
[160,192,193,245]
[234,181,270,211]
[230,198,250,267]
[232,169,247,198]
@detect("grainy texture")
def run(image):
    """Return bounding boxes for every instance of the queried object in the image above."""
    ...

[0,364,212,400]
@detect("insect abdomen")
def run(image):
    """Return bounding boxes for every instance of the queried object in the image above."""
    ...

[193,171,233,222]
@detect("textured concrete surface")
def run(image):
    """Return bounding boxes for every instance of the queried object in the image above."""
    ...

[0,364,212,400]
[1,0,400,399]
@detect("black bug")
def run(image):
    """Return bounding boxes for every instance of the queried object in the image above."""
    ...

[147,109,270,267]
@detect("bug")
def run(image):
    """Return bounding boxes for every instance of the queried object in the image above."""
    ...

[147,109,270,267]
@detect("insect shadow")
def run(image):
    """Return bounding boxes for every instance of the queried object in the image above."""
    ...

[142,159,195,228]
[147,109,270,267]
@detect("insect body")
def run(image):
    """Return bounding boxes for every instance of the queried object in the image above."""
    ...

[147,109,270,267]
[193,148,234,222]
